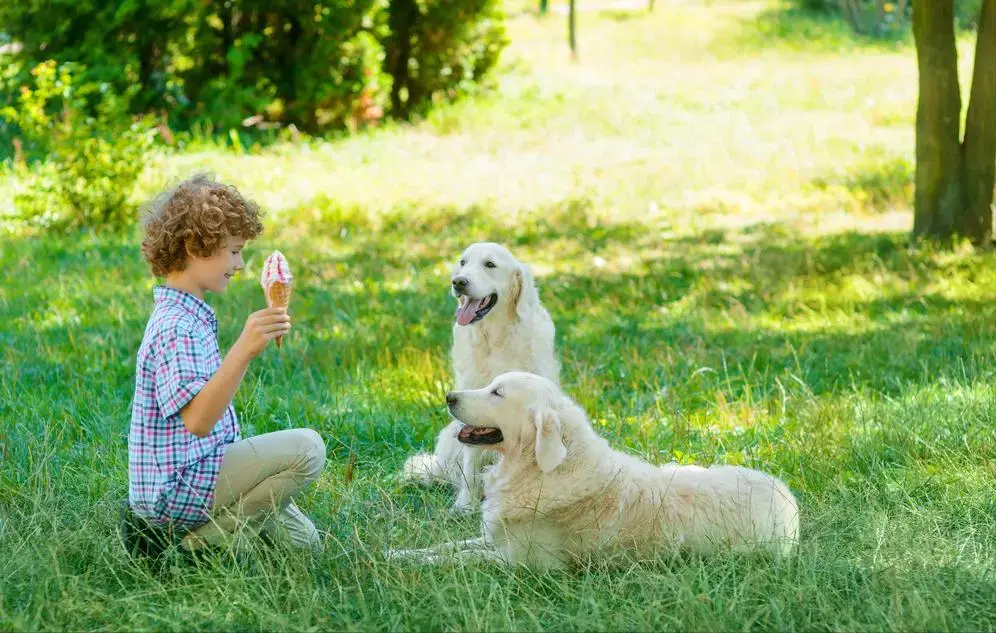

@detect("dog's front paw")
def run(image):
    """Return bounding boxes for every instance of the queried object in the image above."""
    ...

[385,548,441,565]
[384,548,423,561]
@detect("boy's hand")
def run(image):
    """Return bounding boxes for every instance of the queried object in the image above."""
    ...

[183,307,289,438]
[235,307,291,359]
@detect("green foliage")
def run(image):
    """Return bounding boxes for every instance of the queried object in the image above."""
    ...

[812,149,914,213]
[1,61,154,231]
[0,0,506,133]
[955,0,984,29]
[172,0,390,131]
[783,0,983,36]
[0,0,196,113]
[385,0,508,117]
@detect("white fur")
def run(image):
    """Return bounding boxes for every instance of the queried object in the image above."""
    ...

[391,372,800,569]
[401,243,560,513]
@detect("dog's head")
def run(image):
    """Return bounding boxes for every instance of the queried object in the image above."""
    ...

[446,371,582,473]
[451,242,538,326]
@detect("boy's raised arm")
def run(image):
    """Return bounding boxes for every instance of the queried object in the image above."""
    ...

[180,307,291,437]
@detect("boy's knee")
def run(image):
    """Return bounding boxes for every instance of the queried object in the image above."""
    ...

[295,428,326,482]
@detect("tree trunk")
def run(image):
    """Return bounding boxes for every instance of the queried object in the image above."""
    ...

[568,0,577,61]
[282,15,304,128]
[896,0,909,26]
[912,0,963,240]
[961,0,996,243]
[219,4,234,80]
[388,0,417,119]
[839,0,865,34]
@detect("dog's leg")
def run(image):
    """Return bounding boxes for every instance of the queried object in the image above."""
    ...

[451,447,485,514]
[431,536,490,554]
[384,547,438,562]
[385,536,491,561]
[433,547,505,565]
[386,537,504,565]
[430,420,466,484]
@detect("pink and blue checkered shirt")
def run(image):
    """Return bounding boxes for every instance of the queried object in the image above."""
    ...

[128,286,241,530]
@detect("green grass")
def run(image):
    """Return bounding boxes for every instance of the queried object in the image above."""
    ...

[2,1,995,631]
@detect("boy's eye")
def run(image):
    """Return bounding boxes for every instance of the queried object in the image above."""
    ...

[485,261,496,269]
[491,388,502,397]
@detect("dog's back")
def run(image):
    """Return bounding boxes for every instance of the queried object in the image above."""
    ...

[484,429,799,566]
[641,463,800,558]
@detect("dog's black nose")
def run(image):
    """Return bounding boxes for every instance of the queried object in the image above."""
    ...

[452,277,468,291]
[446,392,458,406]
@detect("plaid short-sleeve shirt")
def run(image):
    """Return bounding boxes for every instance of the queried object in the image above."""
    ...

[128,286,241,530]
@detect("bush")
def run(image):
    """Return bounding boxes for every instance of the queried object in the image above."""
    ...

[2,61,154,231]
[171,0,390,131]
[785,0,983,36]
[0,0,507,133]
[385,0,507,118]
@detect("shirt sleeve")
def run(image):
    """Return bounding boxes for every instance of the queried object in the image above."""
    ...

[152,324,211,419]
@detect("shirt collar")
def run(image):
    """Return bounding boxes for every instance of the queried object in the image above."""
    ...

[154,285,218,333]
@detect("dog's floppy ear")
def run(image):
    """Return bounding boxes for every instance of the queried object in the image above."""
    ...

[509,263,539,320]
[532,407,567,473]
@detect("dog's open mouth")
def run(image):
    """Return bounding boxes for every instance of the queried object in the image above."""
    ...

[457,425,504,445]
[455,293,498,326]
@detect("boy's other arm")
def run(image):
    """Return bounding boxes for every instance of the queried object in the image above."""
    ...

[180,307,291,437]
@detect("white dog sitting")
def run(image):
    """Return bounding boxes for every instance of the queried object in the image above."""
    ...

[390,372,800,569]
[402,243,560,513]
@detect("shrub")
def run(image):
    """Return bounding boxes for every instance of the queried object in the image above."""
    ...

[169,0,389,131]
[384,0,507,118]
[0,0,507,132]
[2,61,154,231]
[785,0,983,36]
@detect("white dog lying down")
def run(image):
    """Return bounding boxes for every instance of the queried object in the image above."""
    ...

[390,372,800,569]
[402,243,560,513]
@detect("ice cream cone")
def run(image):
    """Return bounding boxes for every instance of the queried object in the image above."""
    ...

[261,250,294,349]
[265,281,292,347]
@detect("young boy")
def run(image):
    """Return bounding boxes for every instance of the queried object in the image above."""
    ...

[122,173,325,557]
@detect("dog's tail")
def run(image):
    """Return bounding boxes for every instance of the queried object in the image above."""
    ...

[401,452,444,484]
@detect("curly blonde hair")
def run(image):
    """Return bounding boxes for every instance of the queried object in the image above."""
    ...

[141,174,264,277]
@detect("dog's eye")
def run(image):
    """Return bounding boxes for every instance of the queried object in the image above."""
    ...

[459,259,466,266]
[484,261,496,269]
[491,388,503,397]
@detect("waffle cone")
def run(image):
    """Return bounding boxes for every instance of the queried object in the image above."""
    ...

[265,281,292,347]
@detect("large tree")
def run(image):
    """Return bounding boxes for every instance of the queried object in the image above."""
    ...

[913,0,996,243]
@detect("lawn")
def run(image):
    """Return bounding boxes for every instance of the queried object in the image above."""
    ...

[1,1,994,631]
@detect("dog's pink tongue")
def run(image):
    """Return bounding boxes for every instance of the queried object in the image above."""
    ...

[455,298,484,326]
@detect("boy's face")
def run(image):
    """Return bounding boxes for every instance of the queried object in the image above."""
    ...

[188,236,246,294]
